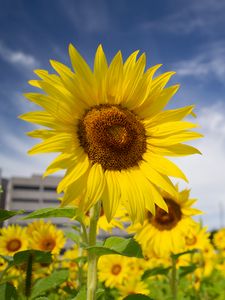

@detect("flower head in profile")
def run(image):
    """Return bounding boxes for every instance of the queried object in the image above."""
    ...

[20,44,202,223]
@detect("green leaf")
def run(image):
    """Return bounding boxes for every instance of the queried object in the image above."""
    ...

[14,250,52,265]
[96,288,105,299]
[179,264,197,277]
[74,286,86,299]
[65,231,80,244]
[141,266,171,280]
[31,269,69,299]
[0,255,14,264]
[0,209,24,222]
[171,249,198,260]
[22,207,77,220]
[86,237,143,258]
[0,282,18,300]
[123,295,153,300]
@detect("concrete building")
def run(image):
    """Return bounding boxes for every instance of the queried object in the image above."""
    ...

[4,174,69,228]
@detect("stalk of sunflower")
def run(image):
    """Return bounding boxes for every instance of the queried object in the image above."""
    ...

[20,44,202,299]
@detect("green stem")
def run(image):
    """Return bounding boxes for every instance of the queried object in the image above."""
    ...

[171,255,178,300]
[25,253,33,299]
[87,201,100,300]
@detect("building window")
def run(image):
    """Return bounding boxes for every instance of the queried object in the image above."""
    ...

[43,186,56,192]
[13,185,39,190]
[12,198,39,203]
[43,199,59,204]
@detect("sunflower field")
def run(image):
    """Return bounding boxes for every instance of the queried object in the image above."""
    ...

[0,45,224,300]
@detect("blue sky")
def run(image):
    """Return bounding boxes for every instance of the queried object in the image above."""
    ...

[1,0,225,229]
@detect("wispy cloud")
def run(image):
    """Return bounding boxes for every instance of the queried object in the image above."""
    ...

[140,0,225,36]
[59,0,110,33]
[174,42,225,81]
[176,102,225,229]
[0,42,39,69]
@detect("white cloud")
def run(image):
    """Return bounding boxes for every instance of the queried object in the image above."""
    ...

[0,42,39,69]
[141,0,225,35]
[174,102,225,229]
[174,42,225,81]
[59,0,110,33]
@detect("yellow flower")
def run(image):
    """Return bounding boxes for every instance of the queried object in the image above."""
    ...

[213,228,225,251]
[20,44,202,223]
[0,225,29,256]
[184,224,210,251]
[118,278,150,299]
[98,254,130,288]
[130,186,201,257]
[27,220,65,255]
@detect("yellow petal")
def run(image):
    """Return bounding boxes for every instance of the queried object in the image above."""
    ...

[150,143,202,156]
[57,153,90,193]
[19,111,56,128]
[143,152,188,182]
[145,121,198,137]
[102,170,121,222]
[139,161,177,198]
[106,51,123,103]
[148,131,203,147]
[147,105,195,126]
[28,133,72,155]
[83,164,106,211]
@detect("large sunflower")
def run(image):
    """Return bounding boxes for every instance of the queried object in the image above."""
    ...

[129,186,202,257]
[20,44,202,223]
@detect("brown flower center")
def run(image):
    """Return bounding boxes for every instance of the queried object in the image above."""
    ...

[111,264,122,275]
[77,104,146,170]
[185,235,197,246]
[41,238,56,251]
[149,198,182,230]
[7,239,22,252]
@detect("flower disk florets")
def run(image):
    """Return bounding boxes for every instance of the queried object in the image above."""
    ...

[149,198,182,230]
[78,104,147,171]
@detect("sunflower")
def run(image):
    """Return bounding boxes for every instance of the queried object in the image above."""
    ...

[213,228,225,251]
[27,220,65,255]
[184,224,210,251]
[98,254,130,288]
[118,278,150,299]
[129,186,201,257]
[20,44,202,223]
[0,224,29,256]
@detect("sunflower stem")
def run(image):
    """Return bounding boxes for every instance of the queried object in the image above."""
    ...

[171,254,178,300]
[25,253,33,299]
[87,201,100,300]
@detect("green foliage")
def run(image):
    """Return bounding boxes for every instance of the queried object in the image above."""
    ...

[123,295,154,300]
[142,266,171,280]
[72,286,86,299]
[171,249,197,260]
[22,207,77,219]
[179,264,197,278]
[31,269,69,299]
[86,237,143,258]
[13,250,52,265]
[0,209,24,222]
[0,282,18,300]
